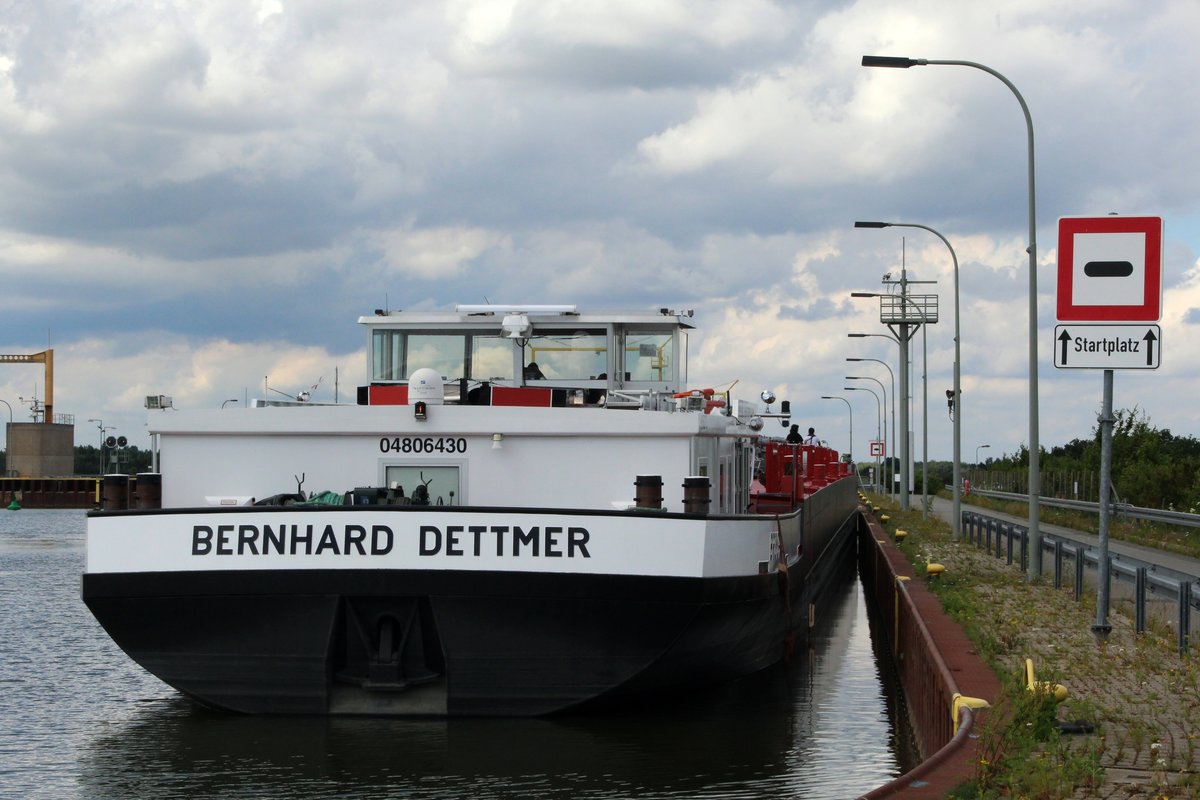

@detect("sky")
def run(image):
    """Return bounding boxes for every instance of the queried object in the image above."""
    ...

[2,0,1200,467]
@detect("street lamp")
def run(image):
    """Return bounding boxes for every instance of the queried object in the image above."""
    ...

[852,292,930,518]
[856,220,962,536]
[846,375,886,492]
[847,355,896,501]
[819,395,852,463]
[861,53,1042,577]
[849,357,897,501]
[974,443,992,497]
[87,418,112,476]
[844,385,881,492]
[222,399,239,409]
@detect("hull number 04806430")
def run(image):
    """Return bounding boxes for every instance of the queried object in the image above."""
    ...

[379,436,468,454]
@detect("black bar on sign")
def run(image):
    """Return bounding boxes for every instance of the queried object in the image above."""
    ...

[1083,261,1134,278]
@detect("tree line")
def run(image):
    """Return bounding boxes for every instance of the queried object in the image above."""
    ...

[978,407,1200,512]
[856,407,1200,512]
[0,445,155,476]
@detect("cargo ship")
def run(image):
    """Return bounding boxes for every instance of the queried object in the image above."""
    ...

[82,304,859,715]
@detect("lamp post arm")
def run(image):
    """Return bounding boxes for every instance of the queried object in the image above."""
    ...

[820,396,853,461]
[921,57,1040,568]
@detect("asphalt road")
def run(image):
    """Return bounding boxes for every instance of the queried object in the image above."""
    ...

[926,493,1200,582]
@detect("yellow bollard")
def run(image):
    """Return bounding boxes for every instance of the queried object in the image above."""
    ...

[1025,658,1068,702]
[952,693,991,728]
[894,529,907,542]
[880,514,890,523]
[926,562,945,576]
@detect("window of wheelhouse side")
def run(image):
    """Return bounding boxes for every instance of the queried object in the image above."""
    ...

[470,335,513,381]
[371,331,471,382]
[405,334,467,380]
[526,329,608,380]
[372,330,404,381]
[623,330,676,384]
[371,330,517,383]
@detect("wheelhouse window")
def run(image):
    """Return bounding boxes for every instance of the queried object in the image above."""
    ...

[371,331,473,382]
[372,330,403,381]
[526,330,607,380]
[624,331,674,382]
[470,335,513,381]
[405,334,466,380]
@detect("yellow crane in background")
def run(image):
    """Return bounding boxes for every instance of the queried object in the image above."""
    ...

[0,349,53,422]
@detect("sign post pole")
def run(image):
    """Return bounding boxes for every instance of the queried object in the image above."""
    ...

[1092,369,1115,641]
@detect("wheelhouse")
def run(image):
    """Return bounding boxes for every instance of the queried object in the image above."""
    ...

[358,304,693,408]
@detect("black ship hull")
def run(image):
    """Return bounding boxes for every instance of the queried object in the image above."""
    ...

[83,490,859,715]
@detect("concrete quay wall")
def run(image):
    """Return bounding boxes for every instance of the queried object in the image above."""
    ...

[856,506,1001,798]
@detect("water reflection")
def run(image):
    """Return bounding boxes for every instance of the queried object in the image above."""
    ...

[3,510,913,800]
[79,667,803,798]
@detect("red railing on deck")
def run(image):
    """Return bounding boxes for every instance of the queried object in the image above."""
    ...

[755,442,850,513]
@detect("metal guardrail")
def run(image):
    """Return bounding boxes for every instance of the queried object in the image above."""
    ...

[961,511,1198,655]
[964,487,1200,529]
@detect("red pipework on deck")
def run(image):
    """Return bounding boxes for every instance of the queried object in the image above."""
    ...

[755,442,843,512]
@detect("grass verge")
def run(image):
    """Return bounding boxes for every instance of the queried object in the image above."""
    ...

[866,492,1200,798]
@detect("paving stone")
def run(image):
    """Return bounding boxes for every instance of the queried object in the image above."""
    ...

[918,498,1200,798]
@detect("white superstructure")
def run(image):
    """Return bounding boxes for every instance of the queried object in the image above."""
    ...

[148,306,761,515]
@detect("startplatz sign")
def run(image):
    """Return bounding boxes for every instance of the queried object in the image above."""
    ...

[1055,215,1163,370]
[1053,324,1160,369]
[1053,214,1164,642]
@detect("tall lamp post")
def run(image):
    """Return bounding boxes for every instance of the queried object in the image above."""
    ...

[852,292,930,518]
[846,356,895,501]
[861,53,1041,576]
[846,375,886,492]
[87,418,110,476]
[856,220,962,535]
[819,395,853,464]
[848,337,898,500]
[844,385,881,491]
[975,443,991,494]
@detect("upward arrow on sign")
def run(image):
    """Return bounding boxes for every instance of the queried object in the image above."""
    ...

[1143,328,1157,366]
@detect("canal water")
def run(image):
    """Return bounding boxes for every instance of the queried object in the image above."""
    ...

[1,509,916,799]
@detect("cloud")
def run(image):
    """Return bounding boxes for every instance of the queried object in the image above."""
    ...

[370,222,512,279]
[446,0,798,88]
[1,332,365,448]
[2,0,1200,466]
